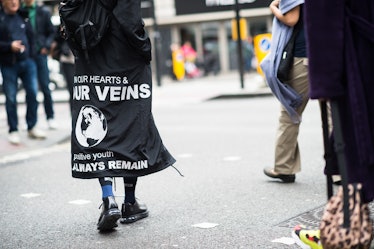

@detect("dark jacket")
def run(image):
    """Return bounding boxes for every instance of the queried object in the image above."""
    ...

[305,0,374,203]
[21,4,55,52]
[73,0,152,73]
[0,9,35,66]
[112,0,151,62]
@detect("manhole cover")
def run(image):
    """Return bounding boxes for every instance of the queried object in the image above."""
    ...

[277,202,374,229]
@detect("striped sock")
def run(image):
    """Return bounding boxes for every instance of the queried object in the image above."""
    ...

[124,177,137,204]
[99,177,114,198]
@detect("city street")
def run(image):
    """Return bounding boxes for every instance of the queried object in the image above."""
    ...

[0,73,372,249]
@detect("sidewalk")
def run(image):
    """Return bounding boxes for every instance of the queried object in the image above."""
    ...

[0,71,272,160]
[153,71,271,104]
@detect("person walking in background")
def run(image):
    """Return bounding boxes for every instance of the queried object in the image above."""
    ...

[243,36,254,72]
[261,0,308,183]
[202,42,220,76]
[61,0,176,231]
[181,40,201,78]
[50,31,74,113]
[22,0,57,129]
[0,0,46,145]
[169,43,185,81]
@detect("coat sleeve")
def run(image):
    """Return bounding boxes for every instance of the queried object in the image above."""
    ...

[0,14,12,53]
[304,0,345,99]
[43,9,56,50]
[26,20,36,58]
[112,0,152,62]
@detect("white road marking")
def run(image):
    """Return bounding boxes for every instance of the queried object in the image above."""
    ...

[68,200,91,205]
[20,193,41,198]
[192,222,219,229]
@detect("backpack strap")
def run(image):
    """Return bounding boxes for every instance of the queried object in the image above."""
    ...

[320,100,334,199]
[79,23,90,63]
[330,100,350,228]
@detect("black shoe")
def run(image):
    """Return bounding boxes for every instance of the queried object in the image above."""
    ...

[97,196,121,231]
[120,200,149,224]
[264,167,296,183]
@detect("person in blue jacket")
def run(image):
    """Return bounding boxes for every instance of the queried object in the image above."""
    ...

[0,0,46,144]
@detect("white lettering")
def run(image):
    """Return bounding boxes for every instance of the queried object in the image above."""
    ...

[92,151,114,161]
[73,153,91,161]
[73,85,90,100]
[139,84,151,98]
[126,85,139,100]
[74,75,89,83]
[72,162,106,172]
[94,84,151,102]
[95,86,110,101]
[108,160,148,170]
[110,86,122,101]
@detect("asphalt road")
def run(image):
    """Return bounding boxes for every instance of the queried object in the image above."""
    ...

[0,89,340,249]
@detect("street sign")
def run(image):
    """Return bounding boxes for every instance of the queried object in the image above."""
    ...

[253,33,271,75]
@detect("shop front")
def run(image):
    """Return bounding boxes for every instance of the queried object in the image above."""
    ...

[144,0,273,77]
[41,0,273,78]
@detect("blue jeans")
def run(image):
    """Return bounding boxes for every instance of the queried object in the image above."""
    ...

[1,59,39,132]
[35,54,54,120]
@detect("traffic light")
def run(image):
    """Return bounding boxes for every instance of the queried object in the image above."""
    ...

[231,18,248,41]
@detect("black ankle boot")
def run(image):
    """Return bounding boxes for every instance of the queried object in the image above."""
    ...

[120,200,149,224]
[97,196,121,231]
[263,167,296,183]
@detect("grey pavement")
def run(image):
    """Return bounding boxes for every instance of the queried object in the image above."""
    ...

[1,72,373,249]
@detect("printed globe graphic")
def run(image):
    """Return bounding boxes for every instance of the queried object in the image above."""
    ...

[75,105,108,147]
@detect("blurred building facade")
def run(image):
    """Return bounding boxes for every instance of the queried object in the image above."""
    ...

[41,0,273,76]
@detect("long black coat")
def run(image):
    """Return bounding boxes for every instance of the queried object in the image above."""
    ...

[70,0,175,179]
[305,0,374,202]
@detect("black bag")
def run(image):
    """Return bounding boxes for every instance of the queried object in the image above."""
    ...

[51,40,72,61]
[58,0,114,60]
[277,20,302,82]
[51,41,62,61]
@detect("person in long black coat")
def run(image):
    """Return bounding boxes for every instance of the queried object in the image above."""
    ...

[66,0,176,231]
[304,0,374,203]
